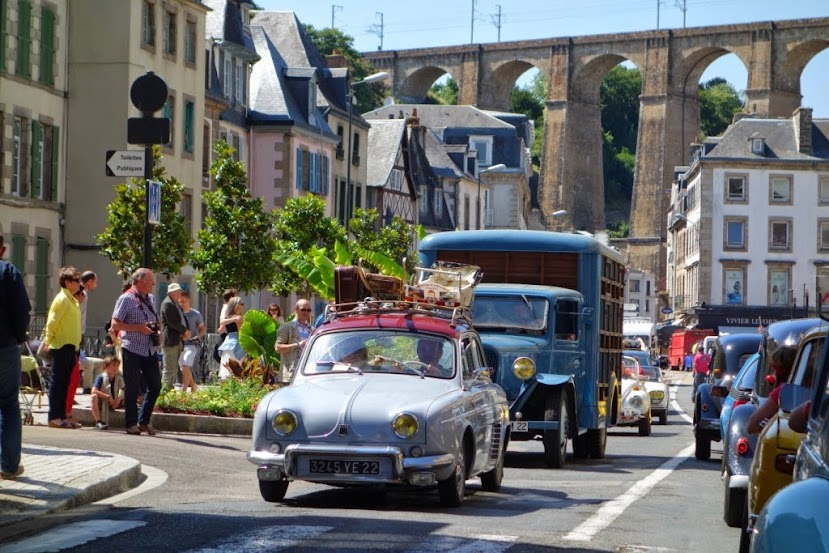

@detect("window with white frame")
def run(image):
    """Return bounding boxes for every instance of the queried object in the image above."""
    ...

[469,135,493,168]
[725,218,746,250]
[434,188,443,216]
[184,19,196,63]
[35,123,44,198]
[770,175,792,204]
[163,8,176,55]
[419,186,428,214]
[770,220,791,250]
[235,59,244,105]
[142,1,155,47]
[820,220,829,251]
[12,118,23,195]
[390,168,403,191]
[727,175,746,201]
[630,279,641,293]
[751,138,764,154]
[224,55,233,99]
[820,176,829,205]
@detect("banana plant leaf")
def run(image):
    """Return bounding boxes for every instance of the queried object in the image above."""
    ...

[276,252,334,299]
[354,247,405,280]
[238,309,279,367]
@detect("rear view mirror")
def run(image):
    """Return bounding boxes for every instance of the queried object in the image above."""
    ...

[710,385,729,398]
[779,383,811,413]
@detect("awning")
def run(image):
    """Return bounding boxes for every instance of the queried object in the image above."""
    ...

[717,325,761,336]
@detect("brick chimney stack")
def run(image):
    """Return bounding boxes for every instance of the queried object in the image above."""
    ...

[326,49,348,69]
[793,107,813,155]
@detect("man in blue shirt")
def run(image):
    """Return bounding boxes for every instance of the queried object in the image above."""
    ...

[0,235,31,479]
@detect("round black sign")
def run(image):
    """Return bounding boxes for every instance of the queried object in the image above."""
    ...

[130,72,168,114]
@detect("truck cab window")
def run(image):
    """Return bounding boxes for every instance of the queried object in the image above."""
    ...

[555,299,580,341]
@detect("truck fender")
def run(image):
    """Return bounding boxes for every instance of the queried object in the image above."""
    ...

[535,373,573,387]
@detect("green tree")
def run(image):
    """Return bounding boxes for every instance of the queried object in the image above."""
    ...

[271,195,348,297]
[426,77,458,105]
[510,72,547,167]
[191,141,277,296]
[601,66,641,153]
[699,77,745,137]
[303,24,387,113]
[97,146,190,279]
[349,208,417,273]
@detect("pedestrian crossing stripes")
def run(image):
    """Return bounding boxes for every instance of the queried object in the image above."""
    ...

[0,520,146,553]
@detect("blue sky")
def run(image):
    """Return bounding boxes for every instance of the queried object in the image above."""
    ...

[257,0,829,117]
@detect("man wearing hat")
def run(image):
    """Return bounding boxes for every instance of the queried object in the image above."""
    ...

[160,282,190,392]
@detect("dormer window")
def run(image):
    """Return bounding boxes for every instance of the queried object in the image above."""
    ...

[750,137,765,155]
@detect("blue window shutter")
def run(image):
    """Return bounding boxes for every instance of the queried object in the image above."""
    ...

[322,156,329,196]
[296,148,303,189]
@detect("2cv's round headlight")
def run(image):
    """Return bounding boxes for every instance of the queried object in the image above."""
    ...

[513,357,536,380]
[272,410,298,436]
[392,413,419,439]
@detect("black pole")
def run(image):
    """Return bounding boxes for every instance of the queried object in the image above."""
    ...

[143,143,152,268]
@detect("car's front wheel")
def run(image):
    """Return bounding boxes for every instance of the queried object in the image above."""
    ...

[638,413,651,436]
[258,478,289,502]
[439,442,467,507]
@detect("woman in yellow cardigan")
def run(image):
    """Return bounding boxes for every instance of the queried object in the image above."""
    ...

[44,267,82,429]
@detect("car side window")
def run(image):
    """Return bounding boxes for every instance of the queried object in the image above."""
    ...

[793,338,823,388]
[461,336,485,380]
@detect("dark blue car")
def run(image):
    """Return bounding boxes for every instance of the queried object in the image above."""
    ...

[693,333,762,461]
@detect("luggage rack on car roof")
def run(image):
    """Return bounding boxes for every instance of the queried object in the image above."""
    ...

[324,299,474,328]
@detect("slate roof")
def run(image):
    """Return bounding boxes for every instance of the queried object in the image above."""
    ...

[366,119,406,188]
[204,0,259,60]
[364,104,514,130]
[422,128,467,179]
[706,116,829,161]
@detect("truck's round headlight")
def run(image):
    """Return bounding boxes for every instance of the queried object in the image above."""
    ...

[272,410,297,436]
[513,357,536,380]
[393,413,418,439]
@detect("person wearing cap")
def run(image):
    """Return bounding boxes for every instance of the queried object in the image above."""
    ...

[160,282,190,392]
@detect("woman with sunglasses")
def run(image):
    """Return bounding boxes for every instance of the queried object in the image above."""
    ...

[44,267,82,429]
[267,303,284,324]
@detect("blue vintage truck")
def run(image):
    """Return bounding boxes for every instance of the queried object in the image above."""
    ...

[419,230,626,468]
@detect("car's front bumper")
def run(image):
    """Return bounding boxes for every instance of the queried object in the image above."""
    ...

[247,443,456,486]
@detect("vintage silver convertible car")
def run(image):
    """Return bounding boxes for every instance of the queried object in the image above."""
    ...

[247,301,509,507]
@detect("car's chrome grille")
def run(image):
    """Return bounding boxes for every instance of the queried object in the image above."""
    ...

[490,423,502,460]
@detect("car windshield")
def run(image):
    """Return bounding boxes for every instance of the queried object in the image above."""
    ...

[622,357,642,380]
[302,331,455,379]
[473,295,548,332]
[623,350,653,368]
[639,366,661,382]
[734,354,759,390]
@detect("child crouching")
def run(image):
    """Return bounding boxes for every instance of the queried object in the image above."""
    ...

[91,356,125,430]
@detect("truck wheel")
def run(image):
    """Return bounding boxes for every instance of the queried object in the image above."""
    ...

[695,433,711,460]
[258,478,289,502]
[439,442,467,507]
[542,389,568,469]
[587,427,607,459]
[638,413,652,436]
[572,433,589,459]
[723,470,746,528]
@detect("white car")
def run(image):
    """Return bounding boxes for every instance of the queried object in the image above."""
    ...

[639,365,669,425]
[618,356,652,436]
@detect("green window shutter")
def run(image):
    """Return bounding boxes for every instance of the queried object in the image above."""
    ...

[16,0,31,78]
[35,237,49,313]
[1,0,7,72]
[11,234,26,277]
[40,7,54,85]
[50,125,59,201]
[184,101,194,152]
[30,120,41,198]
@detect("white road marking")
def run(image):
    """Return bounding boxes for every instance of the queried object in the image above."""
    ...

[0,520,146,553]
[563,442,695,542]
[184,525,334,552]
[669,383,693,423]
[404,533,518,553]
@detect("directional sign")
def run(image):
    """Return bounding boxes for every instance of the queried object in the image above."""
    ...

[148,180,162,225]
[106,150,145,177]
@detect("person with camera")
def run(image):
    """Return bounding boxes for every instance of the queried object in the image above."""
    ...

[177,290,204,392]
[159,282,190,392]
[111,268,162,436]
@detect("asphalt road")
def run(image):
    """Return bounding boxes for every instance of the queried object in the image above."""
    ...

[0,371,743,553]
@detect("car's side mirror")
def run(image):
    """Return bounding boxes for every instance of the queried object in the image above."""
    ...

[710,385,729,398]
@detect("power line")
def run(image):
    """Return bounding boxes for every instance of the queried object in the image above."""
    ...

[331,4,342,30]
[491,4,503,43]
[367,12,384,51]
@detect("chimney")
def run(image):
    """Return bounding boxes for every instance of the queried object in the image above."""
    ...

[407,108,419,128]
[326,49,348,69]
[793,107,813,155]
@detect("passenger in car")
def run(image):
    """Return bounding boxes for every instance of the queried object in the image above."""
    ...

[747,345,798,434]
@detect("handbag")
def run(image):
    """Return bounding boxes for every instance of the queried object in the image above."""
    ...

[36,337,53,364]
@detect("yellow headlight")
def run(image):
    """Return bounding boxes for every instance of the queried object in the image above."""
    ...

[513,357,536,380]
[272,410,297,436]
[392,413,419,439]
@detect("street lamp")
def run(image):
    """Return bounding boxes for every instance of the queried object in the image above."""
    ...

[345,71,389,227]
[477,163,506,229]
[550,209,568,232]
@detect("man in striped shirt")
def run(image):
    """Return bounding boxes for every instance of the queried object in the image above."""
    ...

[111,268,162,436]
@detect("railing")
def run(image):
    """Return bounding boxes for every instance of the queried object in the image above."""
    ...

[351,153,360,166]
[335,145,344,160]
[672,295,692,310]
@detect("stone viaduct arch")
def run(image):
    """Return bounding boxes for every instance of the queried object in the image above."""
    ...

[364,18,829,280]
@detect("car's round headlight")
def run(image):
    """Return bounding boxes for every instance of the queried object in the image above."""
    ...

[272,410,297,436]
[392,413,419,439]
[513,357,536,380]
